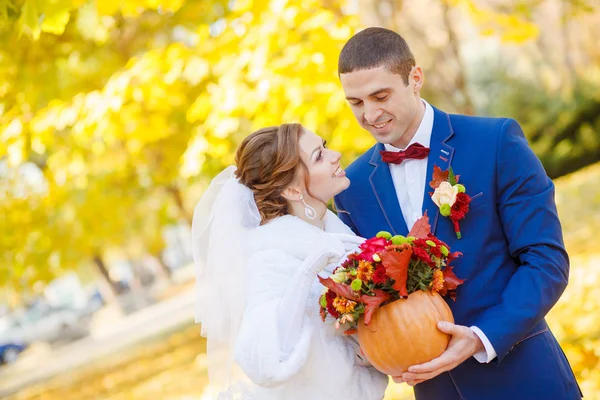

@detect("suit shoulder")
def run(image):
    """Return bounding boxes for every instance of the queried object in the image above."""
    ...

[449,113,514,130]
[449,114,520,142]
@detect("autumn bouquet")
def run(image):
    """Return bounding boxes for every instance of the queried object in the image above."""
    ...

[318,212,464,375]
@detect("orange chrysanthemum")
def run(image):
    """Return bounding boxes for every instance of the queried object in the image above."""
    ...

[357,260,374,282]
[333,296,357,314]
[385,243,411,252]
[431,269,444,293]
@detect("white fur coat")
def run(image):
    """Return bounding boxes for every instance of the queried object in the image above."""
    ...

[232,211,388,400]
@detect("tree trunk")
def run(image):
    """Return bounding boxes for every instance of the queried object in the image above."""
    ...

[440,0,475,115]
[357,0,403,30]
[155,251,173,280]
[167,185,193,226]
[93,254,121,300]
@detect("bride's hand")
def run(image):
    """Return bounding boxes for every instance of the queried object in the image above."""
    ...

[305,236,346,274]
[333,233,366,252]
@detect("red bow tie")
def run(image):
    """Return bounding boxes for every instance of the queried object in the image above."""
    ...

[380,143,430,164]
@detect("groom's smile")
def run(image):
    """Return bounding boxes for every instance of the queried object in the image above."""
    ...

[369,119,393,134]
[372,120,391,129]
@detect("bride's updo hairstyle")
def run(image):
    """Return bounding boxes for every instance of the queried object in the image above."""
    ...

[235,123,309,224]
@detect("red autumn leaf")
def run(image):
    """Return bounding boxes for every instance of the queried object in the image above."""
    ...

[447,251,463,264]
[446,290,457,301]
[380,247,413,297]
[440,265,465,298]
[344,328,358,335]
[408,210,431,239]
[318,276,361,301]
[429,165,449,189]
[360,289,392,325]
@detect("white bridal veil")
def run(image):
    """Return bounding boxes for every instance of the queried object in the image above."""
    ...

[192,165,261,395]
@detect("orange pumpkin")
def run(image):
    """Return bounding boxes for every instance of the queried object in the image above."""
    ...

[357,290,454,376]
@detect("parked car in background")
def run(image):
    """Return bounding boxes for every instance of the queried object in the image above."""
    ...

[0,303,89,347]
[0,342,27,364]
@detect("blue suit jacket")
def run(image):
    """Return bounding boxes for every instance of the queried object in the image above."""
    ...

[334,106,582,400]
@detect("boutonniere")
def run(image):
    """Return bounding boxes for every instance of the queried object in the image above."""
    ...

[429,165,471,239]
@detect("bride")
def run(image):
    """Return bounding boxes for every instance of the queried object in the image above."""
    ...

[193,123,388,399]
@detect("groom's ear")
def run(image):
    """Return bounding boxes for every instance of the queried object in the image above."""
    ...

[410,66,424,93]
[281,185,302,202]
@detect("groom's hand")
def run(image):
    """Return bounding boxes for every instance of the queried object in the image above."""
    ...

[400,321,484,386]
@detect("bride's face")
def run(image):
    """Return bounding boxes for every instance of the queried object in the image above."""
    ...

[298,129,350,202]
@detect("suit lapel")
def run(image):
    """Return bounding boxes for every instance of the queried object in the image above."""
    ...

[369,143,409,236]
[422,107,455,234]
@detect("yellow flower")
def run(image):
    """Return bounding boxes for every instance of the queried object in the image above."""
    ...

[431,269,444,293]
[333,296,357,314]
[331,270,348,283]
[357,260,374,282]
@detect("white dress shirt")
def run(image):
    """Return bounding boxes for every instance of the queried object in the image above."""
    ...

[385,100,497,363]
[383,101,433,231]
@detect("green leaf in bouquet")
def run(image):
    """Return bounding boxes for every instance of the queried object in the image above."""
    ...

[448,167,459,185]
[362,283,375,296]
[406,260,434,294]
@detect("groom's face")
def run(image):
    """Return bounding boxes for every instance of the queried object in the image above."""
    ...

[340,65,422,148]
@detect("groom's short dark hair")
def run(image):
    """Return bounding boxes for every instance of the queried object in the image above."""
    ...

[338,27,415,86]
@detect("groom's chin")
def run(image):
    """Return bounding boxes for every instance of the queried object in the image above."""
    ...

[369,130,394,144]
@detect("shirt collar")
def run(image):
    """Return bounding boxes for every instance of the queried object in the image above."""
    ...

[384,99,434,152]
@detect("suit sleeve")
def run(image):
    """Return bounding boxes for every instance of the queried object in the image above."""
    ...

[470,118,569,363]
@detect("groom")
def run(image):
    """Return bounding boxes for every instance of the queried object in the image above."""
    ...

[334,28,582,400]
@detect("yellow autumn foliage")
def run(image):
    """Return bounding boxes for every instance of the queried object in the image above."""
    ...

[0,0,599,399]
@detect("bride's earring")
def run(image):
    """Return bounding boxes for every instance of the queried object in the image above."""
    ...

[300,194,316,220]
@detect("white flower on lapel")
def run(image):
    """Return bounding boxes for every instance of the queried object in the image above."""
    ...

[429,165,470,239]
[431,181,459,212]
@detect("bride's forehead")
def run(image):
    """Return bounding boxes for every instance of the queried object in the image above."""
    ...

[298,130,322,148]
